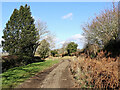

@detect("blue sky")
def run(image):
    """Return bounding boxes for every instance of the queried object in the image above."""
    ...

[0,2,113,52]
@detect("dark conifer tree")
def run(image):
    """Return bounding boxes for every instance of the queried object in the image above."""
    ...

[2,4,39,57]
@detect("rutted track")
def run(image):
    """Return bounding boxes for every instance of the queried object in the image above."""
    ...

[17,59,74,88]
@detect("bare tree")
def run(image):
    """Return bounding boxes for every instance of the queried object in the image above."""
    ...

[35,19,49,41]
[82,3,118,48]
[35,19,56,55]
[44,32,56,50]
[58,41,69,54]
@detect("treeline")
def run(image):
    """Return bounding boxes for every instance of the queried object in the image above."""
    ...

[51,42,79,57]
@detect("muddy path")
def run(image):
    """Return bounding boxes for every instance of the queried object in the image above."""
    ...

[17,59,74,88]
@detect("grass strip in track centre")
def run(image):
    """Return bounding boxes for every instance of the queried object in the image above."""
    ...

[1,59,59,88]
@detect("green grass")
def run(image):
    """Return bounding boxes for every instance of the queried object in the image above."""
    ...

[1,59,59,88]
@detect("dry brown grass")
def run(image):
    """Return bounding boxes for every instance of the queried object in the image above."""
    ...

[70,51,119,88]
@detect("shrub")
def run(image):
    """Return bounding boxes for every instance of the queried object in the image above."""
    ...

[2,55,19,72]
[22,56,33,64]
[103,39,120,57]
[2,55,33,72]
[83,43,99,58]
[55,54,59,57]
[51,50,58,57]
[61,52,68,57]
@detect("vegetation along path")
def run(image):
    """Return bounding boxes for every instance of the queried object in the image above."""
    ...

[17,59,74,88]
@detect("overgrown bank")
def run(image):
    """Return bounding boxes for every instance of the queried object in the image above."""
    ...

[68,3,120,89]
[70,51,119,88]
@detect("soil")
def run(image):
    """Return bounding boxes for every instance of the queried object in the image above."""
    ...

[17,59,75,88]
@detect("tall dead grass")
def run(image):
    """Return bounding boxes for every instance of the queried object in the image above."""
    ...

[70,51,119,88]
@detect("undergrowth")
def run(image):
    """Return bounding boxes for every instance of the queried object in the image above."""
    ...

[70,51,119,89]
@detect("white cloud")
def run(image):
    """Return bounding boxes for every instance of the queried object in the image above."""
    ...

[57,34,87,49]
[66,34,86,43]
[71,34,85,41]
[62,13,73,20]
[67,34,86,48]
[59,41,65,44]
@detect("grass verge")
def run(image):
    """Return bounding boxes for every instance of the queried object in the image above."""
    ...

[1,59,59,88]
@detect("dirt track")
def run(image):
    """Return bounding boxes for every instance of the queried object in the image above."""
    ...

[17,59,74,88]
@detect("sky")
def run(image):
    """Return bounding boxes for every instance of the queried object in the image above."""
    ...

[0,2,114,52]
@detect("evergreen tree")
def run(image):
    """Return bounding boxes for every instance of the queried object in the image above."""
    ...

[2,4,39,57]
[66,42,78,55]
